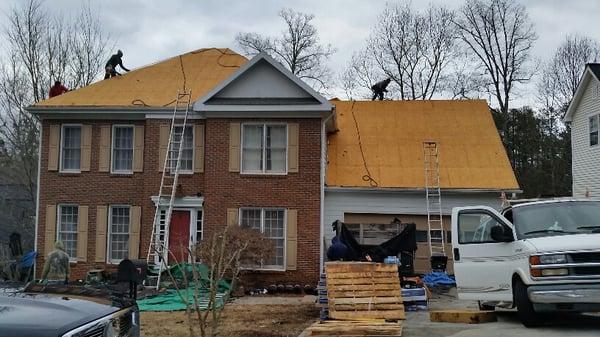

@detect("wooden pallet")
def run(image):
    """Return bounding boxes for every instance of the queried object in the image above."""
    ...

[306,320,403,336]
[429,310,497,324]
[326,262,405,321]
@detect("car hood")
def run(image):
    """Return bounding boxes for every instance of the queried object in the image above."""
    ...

[0,292,120,337]
[525,233,600,253]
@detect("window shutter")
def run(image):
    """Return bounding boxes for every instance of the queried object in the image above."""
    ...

[229,123,240,172]
[48,125,60,171]
[226,208,239,226]
[81,125,92,171]
[44,205,57,256]
[129,206,141,259]
[286,210,298,271]
[194,124,205,173]
[133,125,145,172]
[77,206,89,261]
[95,206,108,262]
[288,123,299,173]
[99,126,111,172]
[158,124,169,171]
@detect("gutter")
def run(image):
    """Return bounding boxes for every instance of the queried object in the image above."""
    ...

[320,109,335,275]
[33,125,42,277]
[325,186,523,194]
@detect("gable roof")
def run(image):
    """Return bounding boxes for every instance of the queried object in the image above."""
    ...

[326,100,519,191]
[564,63,600,122]
[194,52,331,112]
[32,48,247,109]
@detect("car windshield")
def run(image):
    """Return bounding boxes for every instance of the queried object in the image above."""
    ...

[513,201,600,239]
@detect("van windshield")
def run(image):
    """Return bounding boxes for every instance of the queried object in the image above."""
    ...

[513,201,600,239]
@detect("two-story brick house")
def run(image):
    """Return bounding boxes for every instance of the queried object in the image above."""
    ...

[29,48,334,285]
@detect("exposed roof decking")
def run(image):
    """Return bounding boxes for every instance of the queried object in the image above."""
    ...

[327,100,519,190]
[34,48,247,109]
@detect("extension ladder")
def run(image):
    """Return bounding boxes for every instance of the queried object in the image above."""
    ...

[146,91,192,289]
[423,142,446,258]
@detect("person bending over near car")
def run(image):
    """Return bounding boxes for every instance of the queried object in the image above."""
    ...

[41,241,70,285]
[104,49,130,79]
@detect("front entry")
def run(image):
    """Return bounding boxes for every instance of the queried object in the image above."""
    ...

[169,210,191,264]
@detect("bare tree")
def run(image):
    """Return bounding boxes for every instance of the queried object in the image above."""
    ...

[454,0,537,127]
[0,0,112,243]
[236,8,335,92]
[344,3,457,100]
[538,34,600,116]
[163,225,273,337]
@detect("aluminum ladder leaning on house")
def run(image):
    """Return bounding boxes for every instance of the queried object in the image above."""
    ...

[146,91,192,289]
[423,142,446,264]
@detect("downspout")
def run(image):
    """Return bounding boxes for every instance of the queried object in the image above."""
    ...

[320,110,335,274]
[33,120,43,277]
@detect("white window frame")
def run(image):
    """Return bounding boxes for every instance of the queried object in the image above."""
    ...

[59,124,82,173]
[56,204,78,261]
[171,125,195,174]
[240,123,288,175]
[194,209,203,243]
[239,207,286,271]
[590,114,599,147]
[107,205,131,264]
[111,124,135,174]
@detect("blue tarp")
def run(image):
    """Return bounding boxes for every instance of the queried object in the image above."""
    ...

[422,272,456,287]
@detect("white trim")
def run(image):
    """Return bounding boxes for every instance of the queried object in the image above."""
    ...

[240,123,288,175]
[56,204,79,262]
[107,204,131,264]
[565,67,598,122]
[34,124,42,276]
[193,52,332,112]
[110,124,135,175]
[325,186,522,194]
[150,196,204,208]
[59,123,82,173]
[320,110,335,274]
[238,207,287,271]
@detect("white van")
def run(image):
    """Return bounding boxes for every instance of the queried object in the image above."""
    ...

[451,199,600,327]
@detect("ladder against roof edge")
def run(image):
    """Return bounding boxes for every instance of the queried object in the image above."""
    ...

[423,142,447,268]
[146,90,192,289]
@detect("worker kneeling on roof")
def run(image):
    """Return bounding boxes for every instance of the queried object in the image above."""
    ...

[104,49,130,79]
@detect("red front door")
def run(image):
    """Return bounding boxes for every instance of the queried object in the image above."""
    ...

[169,210,190,264]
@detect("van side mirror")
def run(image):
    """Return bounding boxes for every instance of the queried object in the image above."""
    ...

[490,225,514,242]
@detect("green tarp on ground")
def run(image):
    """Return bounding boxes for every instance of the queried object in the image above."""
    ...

[137,263,231,312]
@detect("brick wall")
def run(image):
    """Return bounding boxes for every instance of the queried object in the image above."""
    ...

[36,117,322,286]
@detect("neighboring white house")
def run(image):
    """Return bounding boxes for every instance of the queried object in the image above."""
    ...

[324,100,520,273]
[564,63,600,198]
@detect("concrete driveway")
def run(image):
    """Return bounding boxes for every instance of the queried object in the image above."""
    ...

[404,288,600,337]
[404,310,600,337]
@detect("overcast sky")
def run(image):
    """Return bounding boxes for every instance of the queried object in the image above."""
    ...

[1,0,599,108]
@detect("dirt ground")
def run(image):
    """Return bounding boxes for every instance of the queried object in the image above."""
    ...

[141,302,319,337]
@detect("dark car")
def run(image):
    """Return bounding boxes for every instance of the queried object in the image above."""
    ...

[0,258,145,337]
[0,283,139,337]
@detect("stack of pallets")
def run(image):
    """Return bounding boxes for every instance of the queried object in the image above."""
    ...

[306,262,404,336]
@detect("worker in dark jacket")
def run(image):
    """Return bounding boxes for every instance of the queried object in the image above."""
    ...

[104,50,130,79]
[371,78,391,101]
[49,81,69,98]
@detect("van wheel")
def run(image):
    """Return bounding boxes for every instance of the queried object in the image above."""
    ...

[514,278,543,327]
[478,301,495,311]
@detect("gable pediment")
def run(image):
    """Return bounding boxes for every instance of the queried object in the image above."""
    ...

[193,52,331,113]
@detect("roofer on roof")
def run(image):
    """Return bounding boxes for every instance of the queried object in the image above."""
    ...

[104,49,130,79]
[371,78,391,101]
[49,80,68,98]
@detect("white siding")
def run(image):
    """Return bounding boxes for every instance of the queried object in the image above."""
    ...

[571,78,600,197]
[324,189,502,243]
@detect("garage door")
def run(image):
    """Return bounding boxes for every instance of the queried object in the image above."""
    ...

[344,213,454,274]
